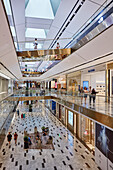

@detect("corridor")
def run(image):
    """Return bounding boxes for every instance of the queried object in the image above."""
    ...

[0,101,99,170]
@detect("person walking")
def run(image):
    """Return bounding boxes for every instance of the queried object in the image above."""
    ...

[91,88,97,104]
[80,87,84,104]
[34,38,38,49]
[84,87,88,104]
[17,109,19,116]
[89,86,92,104]
[14,132,18,145]
[7,132,12,146]
[56,42,60,49]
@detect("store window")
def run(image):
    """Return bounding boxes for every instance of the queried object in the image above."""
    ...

[68,111,73,126]
[80,116,95,150]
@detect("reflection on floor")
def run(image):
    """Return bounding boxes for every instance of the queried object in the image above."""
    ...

[0,102,99,170]
[53,93,113,117]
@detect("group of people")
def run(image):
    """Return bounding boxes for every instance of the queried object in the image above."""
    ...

[7,132,18,146]
[80,86,97,104]
[33,38,60,50]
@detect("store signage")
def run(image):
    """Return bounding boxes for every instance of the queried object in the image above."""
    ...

[88,69,95,72]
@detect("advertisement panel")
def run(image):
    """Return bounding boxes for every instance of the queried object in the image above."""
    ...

[96,123,113,163]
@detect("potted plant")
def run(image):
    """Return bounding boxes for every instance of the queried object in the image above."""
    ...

[33,90,36,96]
[24,136,28,149]
[30,89,32,96]
[29,104,32,112]
[26,87,28,90]
[41,126,45,132]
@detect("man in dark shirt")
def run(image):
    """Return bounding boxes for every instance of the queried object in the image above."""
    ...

[14,132,18,145]
[7,132,12,145]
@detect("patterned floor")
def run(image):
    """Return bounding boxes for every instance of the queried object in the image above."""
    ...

[0,102,100,170]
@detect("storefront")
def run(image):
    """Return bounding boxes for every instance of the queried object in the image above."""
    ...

[79,115,95,150]
[57,75,66,92]
[67,71,81,95]
[58,104,95,150]
[81,64,105,95]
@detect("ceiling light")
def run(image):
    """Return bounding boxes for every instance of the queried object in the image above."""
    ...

[98,17,103,24]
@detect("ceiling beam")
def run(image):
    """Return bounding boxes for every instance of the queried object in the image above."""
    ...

[17,48,71,57]
[22,71,43,75]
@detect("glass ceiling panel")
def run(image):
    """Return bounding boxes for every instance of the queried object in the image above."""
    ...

[25,0,54,19]
[3,0,11,15]
[10,26,16,37]
[26,28,46,38]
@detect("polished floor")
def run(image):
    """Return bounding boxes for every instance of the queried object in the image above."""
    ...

[0,102,99,170]
[13,89,113,117]
[50,92,113,117]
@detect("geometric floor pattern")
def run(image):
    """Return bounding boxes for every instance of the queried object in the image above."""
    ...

[0,102,100,170]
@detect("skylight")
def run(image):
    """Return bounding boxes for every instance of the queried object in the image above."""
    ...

[3,0,11,15]
[10,26,16,37]
[25,0,54,19]
[26,28,46,38]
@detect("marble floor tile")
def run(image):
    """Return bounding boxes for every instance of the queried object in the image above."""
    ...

[0,102,99,170]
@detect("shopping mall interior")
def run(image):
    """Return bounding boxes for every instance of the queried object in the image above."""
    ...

[0,0,113,170]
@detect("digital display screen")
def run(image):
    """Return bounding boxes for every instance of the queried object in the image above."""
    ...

[83,81,89,90]
[68,111,73,126]
[96,123,113,163]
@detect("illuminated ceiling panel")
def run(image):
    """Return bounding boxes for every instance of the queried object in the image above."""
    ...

[25,0,54,19]
[10,26,16,37]
[26,28,46,38]
[3,0,11,15]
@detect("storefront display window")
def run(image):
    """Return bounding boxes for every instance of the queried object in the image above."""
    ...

[68,111,73,126]
[61,106,65,123]
[80,115,95,150]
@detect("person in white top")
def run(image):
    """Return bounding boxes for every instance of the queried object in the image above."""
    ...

[34,38,38,49]
[84,87,88,104]
[56,42,60,49]
[89,86,92,104]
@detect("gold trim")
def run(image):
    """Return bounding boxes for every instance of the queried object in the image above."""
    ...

[17,48,71,57]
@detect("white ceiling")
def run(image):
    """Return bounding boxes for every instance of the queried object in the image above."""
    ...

[40,25,113,80]
[0,1,22,80]
[8,0,109,51]
[43,0,109,49]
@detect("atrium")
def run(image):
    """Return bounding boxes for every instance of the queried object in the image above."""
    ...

[0,0,113,170]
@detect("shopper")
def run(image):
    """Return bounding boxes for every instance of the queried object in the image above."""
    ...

[14,132,18,145]
[84,87,88,104]
[40,87,45,96]
[7,132,12,146]
[89,86,92,104]
[91,88,97,104]
[55,81,57,91]
[80,87,84,104]
[56,42,60,49]
[17,109,19,116]
[34,38,38,49]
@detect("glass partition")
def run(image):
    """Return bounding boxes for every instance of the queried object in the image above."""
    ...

[0,95,19,148]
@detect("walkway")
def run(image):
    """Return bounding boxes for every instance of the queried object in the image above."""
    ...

[0,102,99,170]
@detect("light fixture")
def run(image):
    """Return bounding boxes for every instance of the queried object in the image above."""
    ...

[98,16,103,24]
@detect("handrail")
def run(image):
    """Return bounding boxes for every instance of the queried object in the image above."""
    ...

[65,1,113,49]
[12,88,113,99]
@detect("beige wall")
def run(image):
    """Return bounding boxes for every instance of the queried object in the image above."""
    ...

[67,71,81,93]
[0,77,8,93]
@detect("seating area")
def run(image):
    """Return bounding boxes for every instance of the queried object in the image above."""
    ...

[24,126,53,149]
